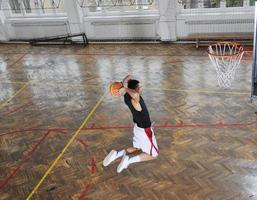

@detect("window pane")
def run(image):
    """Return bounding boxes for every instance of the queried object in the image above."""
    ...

[207,0,220,8]
[23,0,31,13]
[226,0,243,7]
[84,0,156,12]
[250,0,255,6]
[24,0,45,14]
[181,0,220,9]
[9,0,22,13]
[8,0,65,14]
[43,0,65,14]
[9,0,32,14]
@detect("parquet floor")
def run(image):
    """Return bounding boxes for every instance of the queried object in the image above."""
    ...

[0,43,256,200]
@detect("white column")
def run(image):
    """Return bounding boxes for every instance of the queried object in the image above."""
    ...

[0,1,11,41]
[0,12,5,40]
[158,0,177,41]
[63,0,84,34]
[0,9,5,24]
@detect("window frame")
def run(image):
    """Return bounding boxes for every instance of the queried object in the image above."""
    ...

[7,0,66,17]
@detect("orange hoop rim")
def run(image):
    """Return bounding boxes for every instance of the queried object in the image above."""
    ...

[241,50,253,62]
[207,41,244,58]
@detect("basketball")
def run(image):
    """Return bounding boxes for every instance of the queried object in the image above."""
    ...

[109,82,123,97]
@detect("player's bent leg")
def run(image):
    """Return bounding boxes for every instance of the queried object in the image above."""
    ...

[138,152,157,162]
[103,149,125,167]
[126,147,142,156]
[117,152,157,173]
[126,147,137,153]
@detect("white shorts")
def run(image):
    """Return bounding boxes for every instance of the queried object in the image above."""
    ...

[133,124,159,157]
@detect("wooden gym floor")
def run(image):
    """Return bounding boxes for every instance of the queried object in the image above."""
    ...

[0,43,256,200]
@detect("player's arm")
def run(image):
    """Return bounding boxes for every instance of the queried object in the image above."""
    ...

[112,75,131,96]
[121,75,139,101]
[119,87,140,102]
[122,75,132,86]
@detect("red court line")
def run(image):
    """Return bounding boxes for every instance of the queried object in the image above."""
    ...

[0,129,84,192]
[78,184,91,200]
[0,128,69,137]
[0,119,255,192]
[4,101,33,116]
[53,53,205,57]
[51,129,69,135]
[0,130,51,191]
[154,120,257,128]
[90,157,95,175]
[0,120,256,137]
[0,52,207,57]
[0,128,44,137]
[77,139,88,149]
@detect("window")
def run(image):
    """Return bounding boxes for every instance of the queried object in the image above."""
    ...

[226,0,243,7]
[180,0,221,9]
[209,0,220,8]
[8,0,65,14]
[78,0,157,13]
[9,0,30,13]
[180,0,253,9]
[250,0,255,6]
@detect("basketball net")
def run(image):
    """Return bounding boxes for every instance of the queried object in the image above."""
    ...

[207,42,244,88]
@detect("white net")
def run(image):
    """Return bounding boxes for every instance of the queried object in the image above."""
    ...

[207,42,244,88]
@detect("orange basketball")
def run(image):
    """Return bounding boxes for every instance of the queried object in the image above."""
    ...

[109,82,123,97]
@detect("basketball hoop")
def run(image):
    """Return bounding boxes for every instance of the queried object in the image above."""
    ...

[207,42,244,88]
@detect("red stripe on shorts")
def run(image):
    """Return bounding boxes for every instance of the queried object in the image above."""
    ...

[144,128,158,156]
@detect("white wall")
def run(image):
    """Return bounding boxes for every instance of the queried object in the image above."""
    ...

[156,0,254,41]
[0,0,255,42]
[84,14,159,40]
[176,7,254,40]
[5,17,69,40]
[0,0,69,41]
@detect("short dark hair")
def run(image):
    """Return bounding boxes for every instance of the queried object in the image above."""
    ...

[128,79,139,89]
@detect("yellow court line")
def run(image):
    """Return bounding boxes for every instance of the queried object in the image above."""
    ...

[0,82,30,110]
[0,81,249,95]
[43,82,99,88]
[0,81,100,88]
[26,93,106,200]
[7,53,27,68]
[146,87,248,95]
[0,81,27,84]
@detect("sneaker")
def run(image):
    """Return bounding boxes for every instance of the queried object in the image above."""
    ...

[117,155,129,173]
[103,150,117,167]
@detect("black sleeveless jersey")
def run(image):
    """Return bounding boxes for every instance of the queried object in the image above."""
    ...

[124,93,151,128]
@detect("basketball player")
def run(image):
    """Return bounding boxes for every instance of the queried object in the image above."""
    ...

[103,75,159,173]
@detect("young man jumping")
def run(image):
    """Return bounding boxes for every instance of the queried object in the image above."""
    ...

[103,75,159,173]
